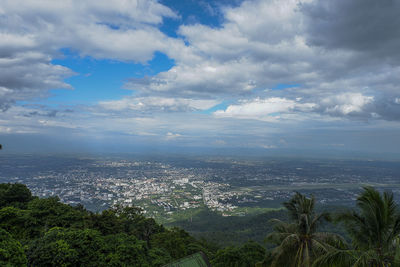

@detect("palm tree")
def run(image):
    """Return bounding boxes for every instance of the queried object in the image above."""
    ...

[265,192,345,267]
[313,186,400,267]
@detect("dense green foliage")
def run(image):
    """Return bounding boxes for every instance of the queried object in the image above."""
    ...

[2,182,400,267]
[0,183,217,266]
[211,241,266,267]
[264,187,400,267]
[0,228,27,267]
[0,183,33,209]
[314,187,400,266]
[169,206,348,248]
[169,208,288,246]
[263,193,345,267]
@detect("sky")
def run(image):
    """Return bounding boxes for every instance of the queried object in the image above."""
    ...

[1,0,400,158]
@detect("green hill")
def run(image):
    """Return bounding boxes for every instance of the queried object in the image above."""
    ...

[0,183,266,266]
[2,182,397,267]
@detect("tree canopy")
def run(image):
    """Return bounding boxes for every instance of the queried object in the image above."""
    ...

[1,183,400,267]
[314,187,400,266]
[0,183,214,266]
[0,228,27,267]
[264,192,345,267]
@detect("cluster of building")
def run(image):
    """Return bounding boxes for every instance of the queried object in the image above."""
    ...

[4,156,395,219]
[22,160,244,216]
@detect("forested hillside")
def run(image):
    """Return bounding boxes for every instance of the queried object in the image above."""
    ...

[168,206,348,247]
[2,183,400,266]
[0,183,265,266]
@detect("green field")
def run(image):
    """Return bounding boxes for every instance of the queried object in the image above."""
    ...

[234,182,400,192]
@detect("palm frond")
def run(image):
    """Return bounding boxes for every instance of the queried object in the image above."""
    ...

[312,249,358,267]
[314,232,348,250]
[310,212,330,234]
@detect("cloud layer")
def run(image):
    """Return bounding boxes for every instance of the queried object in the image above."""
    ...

[0,0,182,109]
[123,0,400,121]
[1,0,400,154]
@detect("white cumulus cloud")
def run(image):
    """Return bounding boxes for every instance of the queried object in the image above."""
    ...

[214,97,315,120]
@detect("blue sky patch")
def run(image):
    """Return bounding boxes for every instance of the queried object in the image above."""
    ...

[272,84,301,90]
[199,101,230,114]
[41,51,176,105]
